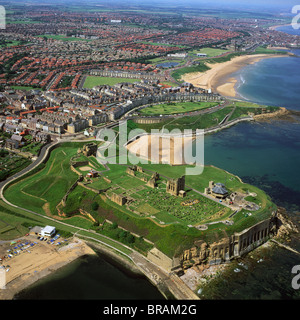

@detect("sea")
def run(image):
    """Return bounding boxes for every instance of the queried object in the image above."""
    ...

[15,25,300,301]
[192,25,300,299]
[14,248,165,300]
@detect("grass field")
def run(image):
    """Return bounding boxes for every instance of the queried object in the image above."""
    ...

[138,101,219,116]
[172,62,210,82]
[133,101,278,132]
[148,57,185,66]
[10,86,36,91]
[254,46,288,55]
[188,47,231,58]
[83,76,141,88]
[4,143,81,215]
[36,34,92,42]
[132,106,234,132]
[0,40,25,48]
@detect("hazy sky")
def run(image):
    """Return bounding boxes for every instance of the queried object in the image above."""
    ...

[6,0,299,12]
[87,0,300,12]
[144,0,299,10]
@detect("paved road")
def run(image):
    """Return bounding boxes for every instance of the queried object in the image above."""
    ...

[0,141,58,193]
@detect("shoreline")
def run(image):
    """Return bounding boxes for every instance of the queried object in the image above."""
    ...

[125,107,290,164]
[0,236,95,300]
[181,53,288,98]
[268,24,291,30]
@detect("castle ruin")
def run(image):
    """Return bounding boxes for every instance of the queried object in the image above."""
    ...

[111,193,127,206]
[166,175,186,197]
[81,142,98,157]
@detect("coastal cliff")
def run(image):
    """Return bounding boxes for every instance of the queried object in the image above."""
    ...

[179,208,298,272]
[253,107,290,121]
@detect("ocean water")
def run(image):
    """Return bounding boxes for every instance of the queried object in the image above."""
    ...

[15,250,165,300]
[277,24,300,36]
[203,119,300,211]
[202,46,300,210]
[191,26,300,299]
[234,25,300,110]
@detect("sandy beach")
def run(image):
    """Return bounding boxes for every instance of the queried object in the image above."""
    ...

[126,134,195,165]
[0,236,95,299]
[182,53,288,98]
[268,24,291,30]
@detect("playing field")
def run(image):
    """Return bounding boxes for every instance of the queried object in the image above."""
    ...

[188,47,230,58]
[83,76,141,88]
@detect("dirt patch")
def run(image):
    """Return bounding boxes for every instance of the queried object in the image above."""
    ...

[80,166,92,171]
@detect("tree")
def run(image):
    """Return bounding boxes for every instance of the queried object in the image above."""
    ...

[91,202,99,211]
[127,234,135,244]
[111,222,118,229]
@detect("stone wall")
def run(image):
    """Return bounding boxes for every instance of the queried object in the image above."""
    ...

[147,247,180,273]
[133,118,163,124]
[111,192,127,206]
[180,213,279,270]
[61,177,82,206]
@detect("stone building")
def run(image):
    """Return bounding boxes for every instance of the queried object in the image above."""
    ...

[82,143,97,157]
[205,181,228,199]
[126,165,137,176]
[111,193,127,206]
[166,175,186,197]
[147,172,159,188]
[181,214,278,268]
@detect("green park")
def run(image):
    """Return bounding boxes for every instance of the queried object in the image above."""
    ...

[138,101,220,116]
[83,76,141,88]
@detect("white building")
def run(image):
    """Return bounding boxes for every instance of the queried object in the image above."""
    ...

[167,53,188,58]
[40,226,56,237]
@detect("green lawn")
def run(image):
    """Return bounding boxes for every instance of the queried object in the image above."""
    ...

[10,86,36,91]
[148,57,186,67]
[172,62,210,82]
[36,34,92,42]
[0,40,25,48]
[138,101,219,116]
[4,143,82,215]
[188,47,231,58]
[132,106,234,132]
[226,100,280,121]
[254,46,288,55]
[83,76,141,88]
